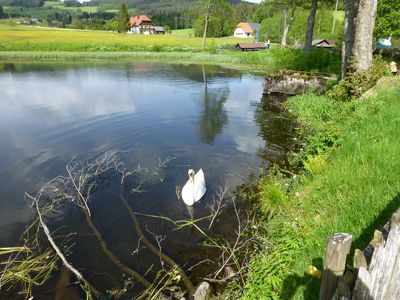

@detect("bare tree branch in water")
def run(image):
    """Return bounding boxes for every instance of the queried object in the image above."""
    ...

[65,151,120,217]
[131,237,144,256]
[16,152,153,298]
[212,199,255,284]
[25,191,98,295]
[207,180,229,229]
[175,185,181,200]
[145,225,166,266]
[119,186,195,295]
[2,151,258,299]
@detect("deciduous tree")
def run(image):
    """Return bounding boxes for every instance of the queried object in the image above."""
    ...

[374,0,400,38]
[304,0,318,53]
[352,0,377,72]
[342,0,377,77]
[255,0,301,47]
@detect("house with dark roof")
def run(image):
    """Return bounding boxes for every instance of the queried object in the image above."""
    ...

[129,15,155,34]
[234,22,260,38]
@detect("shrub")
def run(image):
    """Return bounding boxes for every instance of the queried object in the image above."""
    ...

[269,48,341,74]
[327,55,390,101]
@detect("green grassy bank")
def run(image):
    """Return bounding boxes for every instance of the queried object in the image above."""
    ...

[241,76,400,299]
[0,48,341,75]
[0,26,341,74]
[0,50,276,71]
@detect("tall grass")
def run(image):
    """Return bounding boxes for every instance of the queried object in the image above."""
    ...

[269,47,342,75]
[243,77,400,299]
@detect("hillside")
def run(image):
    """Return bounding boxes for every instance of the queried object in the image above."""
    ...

[89,0,249,11]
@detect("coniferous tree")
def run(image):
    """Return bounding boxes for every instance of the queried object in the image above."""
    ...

[117,2,130,33]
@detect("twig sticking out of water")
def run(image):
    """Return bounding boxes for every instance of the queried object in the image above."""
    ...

[175,185,181,200]
[207,180,229,229]
[145,225,166,266]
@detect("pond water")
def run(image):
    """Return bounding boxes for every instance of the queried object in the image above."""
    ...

[0,62,294,297]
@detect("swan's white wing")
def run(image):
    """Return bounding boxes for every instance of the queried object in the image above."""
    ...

[193,169,206,202]
[196,168,205,180]
[181,180,195,206]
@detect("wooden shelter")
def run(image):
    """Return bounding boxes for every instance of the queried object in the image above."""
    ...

[312,39,336,48]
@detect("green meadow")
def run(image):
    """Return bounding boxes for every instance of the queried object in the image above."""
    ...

[0,26,245,51]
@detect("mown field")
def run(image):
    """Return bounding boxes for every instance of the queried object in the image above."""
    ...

[0,25,247,52]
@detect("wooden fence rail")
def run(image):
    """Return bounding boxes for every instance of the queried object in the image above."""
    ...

[319,211,400,300]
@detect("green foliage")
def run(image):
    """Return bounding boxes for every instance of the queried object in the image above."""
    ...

[104,18,118,32]
[259,8,343,45]
[257,172,289,217]
[375,0,400,37]
[255,0,344,46]
[193,0,235,38]
[286,92,346,168]
[232,2,254,24]
[116,2,130,33]
[303,150,330,176]
[244,222,300,299]
[269,47,341,74]
[63,0,81,7]
[328,55,390,101]
[1,0,44,8]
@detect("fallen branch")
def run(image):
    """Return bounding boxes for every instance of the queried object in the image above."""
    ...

[25,190,99,297]
[120,187,194,295]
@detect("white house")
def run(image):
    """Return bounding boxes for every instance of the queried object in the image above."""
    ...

[234,22,260,38]
[129,15,155,35]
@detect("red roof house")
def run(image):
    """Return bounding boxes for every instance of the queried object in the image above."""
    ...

[234,22,260,38]
[129,15,155,34]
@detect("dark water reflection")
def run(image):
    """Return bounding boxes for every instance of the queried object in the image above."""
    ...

[0,62,294,296]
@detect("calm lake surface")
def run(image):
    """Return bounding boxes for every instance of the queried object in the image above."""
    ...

[0,62,293,296]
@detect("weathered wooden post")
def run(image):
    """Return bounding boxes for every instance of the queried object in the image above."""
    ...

[353,212,400,300]
[319,233,352,300]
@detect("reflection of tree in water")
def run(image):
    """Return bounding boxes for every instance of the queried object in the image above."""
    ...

[1,63,16,72]
[171,64,241,83]
[253,97,295,165]
[197,67,228,144]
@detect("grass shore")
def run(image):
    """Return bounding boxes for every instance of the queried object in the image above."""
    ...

[0,26,342,75]
[0,50,279,74]
[241,76,400,299]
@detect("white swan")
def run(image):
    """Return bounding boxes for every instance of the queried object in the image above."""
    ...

[181,169,206,206]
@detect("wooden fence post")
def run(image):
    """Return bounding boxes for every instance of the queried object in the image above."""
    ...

[353,212,400,300]
[319,233,352,300]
